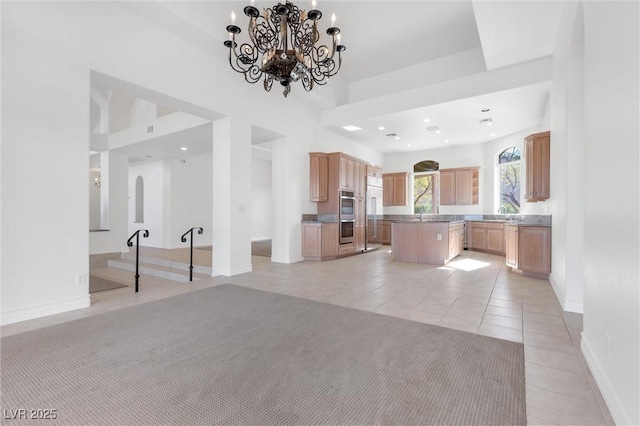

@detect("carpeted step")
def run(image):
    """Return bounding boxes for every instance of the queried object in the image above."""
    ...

[107,259,208,283]
[119,252,212,275]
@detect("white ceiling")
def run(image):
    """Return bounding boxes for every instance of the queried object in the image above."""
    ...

[96,1,565,159]
[330,81,551,153]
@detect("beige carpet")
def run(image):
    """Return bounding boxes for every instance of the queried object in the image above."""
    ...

[0,284,525,425]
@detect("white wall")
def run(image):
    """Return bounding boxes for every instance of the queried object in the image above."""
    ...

[90,150,129,255]
[382,129,548,216]
[581,2,639,425]
[546,2,585,314]
[128,161,167,248]
[2,3,92,323]
[168,154,213,248]
[89,170,101,230]
[251,157,272,241]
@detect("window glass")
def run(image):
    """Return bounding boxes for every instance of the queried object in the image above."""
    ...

[414,173,437,214]
[497,148,520,213]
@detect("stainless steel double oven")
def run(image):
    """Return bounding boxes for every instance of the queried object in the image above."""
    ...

[339,190,355,244]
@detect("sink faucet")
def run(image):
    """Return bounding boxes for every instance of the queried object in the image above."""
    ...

[498,206,507,215]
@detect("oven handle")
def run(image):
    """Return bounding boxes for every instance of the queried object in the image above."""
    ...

[340,219,355,222]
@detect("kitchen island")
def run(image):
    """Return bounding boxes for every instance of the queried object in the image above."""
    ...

[391,220,464,265]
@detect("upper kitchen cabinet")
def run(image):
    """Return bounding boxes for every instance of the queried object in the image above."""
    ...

[439,167,479,205]
[309,153,328,202]
[366,165,382,179]
[524,131,550,202]
[382,172,408,206]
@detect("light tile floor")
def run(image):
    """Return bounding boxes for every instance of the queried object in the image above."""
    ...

[2,247,614,425]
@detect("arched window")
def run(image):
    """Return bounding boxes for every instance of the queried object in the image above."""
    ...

[135,175,144,223]
[413,160,439,214]
[497,147,521,213]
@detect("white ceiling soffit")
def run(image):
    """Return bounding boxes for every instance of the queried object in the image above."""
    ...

[91,70,225,122]
[252,125,285,146]
[472,1,565,70]
[114,122,214,163]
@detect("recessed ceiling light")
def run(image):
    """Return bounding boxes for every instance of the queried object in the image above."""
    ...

[181,147,188,151]
[407,144,411,147]
[435,130,441,134]
[490,133,496,137]
[394,136,400,140]
[444,139,449,142]
[481,108,490,113]
[342,125,362,132]
[424,118,430,123]
[378,126,385,131]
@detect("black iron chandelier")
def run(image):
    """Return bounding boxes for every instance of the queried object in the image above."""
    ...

[224,1,346,97]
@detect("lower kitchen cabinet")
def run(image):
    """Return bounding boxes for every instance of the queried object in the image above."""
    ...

[506,225,551,279]
[367,220,392,245]
[448,222,464,261]
[301,223,338,260]
[468,222,505,255]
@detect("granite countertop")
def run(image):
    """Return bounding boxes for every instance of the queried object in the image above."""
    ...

[301,214,551,227]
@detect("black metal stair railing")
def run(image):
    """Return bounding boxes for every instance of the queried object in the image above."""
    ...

[127,230,149,293]
[181,227,204,282]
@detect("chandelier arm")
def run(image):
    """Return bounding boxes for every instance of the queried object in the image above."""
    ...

[224,1,345,97]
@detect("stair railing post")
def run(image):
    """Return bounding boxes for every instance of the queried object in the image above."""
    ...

[127,230,149,292]
[181,227,204,282]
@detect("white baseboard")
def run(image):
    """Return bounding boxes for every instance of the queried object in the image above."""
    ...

[549,274,583,313]
[1,296,91,326]
[581,334,633,425]
[271,256,304,264]
[211,264,252,277]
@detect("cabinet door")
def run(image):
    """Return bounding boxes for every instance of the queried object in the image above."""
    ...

[448,230,457,261]
[486,225,504,254]
[519,227,551,274]
[525,132,550,201]
[301,224,322,257]
[455,169,473,205]
[471,225,487,250]
[321,223,339,257]
[392,174,407,206]
[354,198,365,250]
[309,154,328,202]
[381,221,391,245]
[505,225,519,268]
[355,162,366,198]
[339,156,348,189]
[440,170,455,205]
[382,175,393,206]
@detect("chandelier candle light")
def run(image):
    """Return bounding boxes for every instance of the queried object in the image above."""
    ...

[224,1,346,97]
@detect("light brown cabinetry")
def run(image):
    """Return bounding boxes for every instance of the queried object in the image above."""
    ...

[354,197,366,251]
[448,222,464,261]
[392,221,462,265]
[468,221,505,255]
[310,152,378,259]
[382,172,408,206]
[524,131,550,202]
[505,225,551,279]
[367,219,391,245]
[309,153,328,202]
[355,162,366,198]
[301,222,339,260]
[366,165,382,178]
[439,167,479,205]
